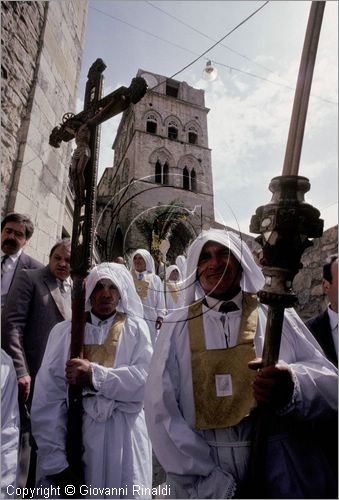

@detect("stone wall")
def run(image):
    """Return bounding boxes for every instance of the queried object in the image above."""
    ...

[1,1,87,263]
[1,1,46,214]
[293,225,338,321]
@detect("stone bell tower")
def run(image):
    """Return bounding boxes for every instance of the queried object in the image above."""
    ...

[96,69,215,263]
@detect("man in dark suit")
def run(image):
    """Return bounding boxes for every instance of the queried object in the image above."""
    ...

[1,212,43,308]
[1,238,72,488]
[306,253,338,490]
[306,253,338,366]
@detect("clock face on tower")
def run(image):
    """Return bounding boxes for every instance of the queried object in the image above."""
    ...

[140,72,158,89]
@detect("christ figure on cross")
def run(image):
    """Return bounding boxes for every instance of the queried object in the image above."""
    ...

[68,75,147,205]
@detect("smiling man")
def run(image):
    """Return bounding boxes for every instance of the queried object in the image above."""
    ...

[31,263,153,498]
[144,229,338,499]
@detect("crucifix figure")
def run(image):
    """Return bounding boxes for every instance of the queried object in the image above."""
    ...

[50,58,147,274]
[69,120,91,206]
[49,58,147,481]
[51,59,147,210]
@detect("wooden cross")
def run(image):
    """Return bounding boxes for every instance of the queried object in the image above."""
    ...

[49,58,147,480]
[50,58,147,276]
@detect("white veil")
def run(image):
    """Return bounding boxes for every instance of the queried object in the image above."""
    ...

[85,262,144,319]
[184,229,265,305]
[130,249,155,273]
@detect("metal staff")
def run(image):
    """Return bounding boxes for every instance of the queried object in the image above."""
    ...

[248,2,325,496]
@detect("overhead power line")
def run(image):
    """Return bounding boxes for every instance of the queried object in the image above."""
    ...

[146,0,276,76]
[90,4,337,105]
[166,1,270,81]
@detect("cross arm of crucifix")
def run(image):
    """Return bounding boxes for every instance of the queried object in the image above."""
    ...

[49,76,147,148]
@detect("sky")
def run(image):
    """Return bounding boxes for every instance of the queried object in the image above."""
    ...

[77,0,338,237]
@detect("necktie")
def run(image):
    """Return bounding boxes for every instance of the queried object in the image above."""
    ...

[219,301,239,313]
[1,255,9,278]
[58,280,67,294]
[219,302,239,348]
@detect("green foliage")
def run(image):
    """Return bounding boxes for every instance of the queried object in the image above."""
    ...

[135,200,191,267]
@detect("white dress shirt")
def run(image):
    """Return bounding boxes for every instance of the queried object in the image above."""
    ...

[328,306,338,357]
[1,249,22,307]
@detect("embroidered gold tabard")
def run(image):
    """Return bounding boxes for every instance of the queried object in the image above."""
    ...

[84,312,126,367]
[188,293,258,430]
[166,282,179,303]
[132,271,153,300]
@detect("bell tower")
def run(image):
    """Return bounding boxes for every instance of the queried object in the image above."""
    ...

[96,70,215,262]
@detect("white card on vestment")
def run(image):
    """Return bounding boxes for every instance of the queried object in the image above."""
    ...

[215,374,233,397]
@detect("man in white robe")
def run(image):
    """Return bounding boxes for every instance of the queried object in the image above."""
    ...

[164,265,184,314]
[144,229,338,499]
[130,249,166,347]
[1,349,19,498]
[31,263,153,498]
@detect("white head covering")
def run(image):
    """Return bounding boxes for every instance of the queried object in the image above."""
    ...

[85,262,144,319]
[130,249,155,273]
[184,229,265,305]
[165,265,182,282]
[175,255,187,279]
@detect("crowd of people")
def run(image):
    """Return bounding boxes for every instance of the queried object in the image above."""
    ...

[1,212,337,499]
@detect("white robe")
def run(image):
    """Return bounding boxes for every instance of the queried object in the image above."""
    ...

[164,281,185,314]
[144,300,338,498]
[1,349,19,498]
[133,272,166,346]
[130,250,166,346]
[31,314,153,499]
[164,266,184,314]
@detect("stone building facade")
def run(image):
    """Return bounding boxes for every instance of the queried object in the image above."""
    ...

[1,1,87,263]
[96,70,215,263]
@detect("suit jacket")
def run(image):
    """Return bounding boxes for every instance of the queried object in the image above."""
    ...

[8,251,43,289]
[306,310,338,366]
[1,266,72,381]
[306,309,338,483]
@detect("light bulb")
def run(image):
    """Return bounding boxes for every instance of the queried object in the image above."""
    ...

[202,60,218,81]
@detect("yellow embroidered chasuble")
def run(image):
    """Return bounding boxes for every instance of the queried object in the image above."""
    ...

[84,312,126,367]
[132,271,153,300]
[188,293,258,430]
[166,282,179,303]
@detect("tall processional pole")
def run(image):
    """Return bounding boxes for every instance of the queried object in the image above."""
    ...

[248,2,326,496]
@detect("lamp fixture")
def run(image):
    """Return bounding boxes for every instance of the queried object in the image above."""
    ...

[202,60,218,81]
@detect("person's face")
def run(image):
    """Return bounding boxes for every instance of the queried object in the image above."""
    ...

[169,269,179,281]
[76,123,91,143]
[49,245,71,281]
[324,260,338,313]
[90,278,121,318]
[134,254,146,272]
[197,241,242,300]
[1,222,28,255]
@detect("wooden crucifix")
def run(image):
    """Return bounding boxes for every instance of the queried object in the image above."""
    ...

[49,58,147,480]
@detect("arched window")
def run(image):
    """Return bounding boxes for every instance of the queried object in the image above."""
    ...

[191,169,197,191]
[155,160,169,185]
[155,161,162,183]
[163,162,169,184]
[168,126,178,140]
[188,131,198,144]
[183,167,189,190]
[146,117,157,134]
